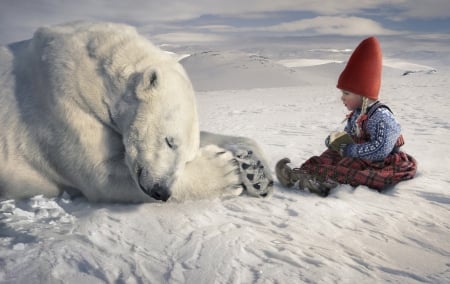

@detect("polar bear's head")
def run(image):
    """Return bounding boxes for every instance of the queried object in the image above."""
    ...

[113,65,199,201]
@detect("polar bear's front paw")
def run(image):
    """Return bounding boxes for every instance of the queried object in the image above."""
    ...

[201,145,244,196]
[235,150,273,198]
[171,145,243,201]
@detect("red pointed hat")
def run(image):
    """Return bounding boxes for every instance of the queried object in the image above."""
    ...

[337,36,382,100]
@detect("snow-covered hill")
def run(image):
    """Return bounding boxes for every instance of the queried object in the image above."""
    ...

[181,49,442,91]
[181,50,308,91]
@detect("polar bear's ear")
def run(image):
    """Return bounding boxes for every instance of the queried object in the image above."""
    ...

[128,69,159,95]
[141,69,159,90]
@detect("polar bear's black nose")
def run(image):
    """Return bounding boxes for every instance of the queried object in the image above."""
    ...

[149,184,170,201]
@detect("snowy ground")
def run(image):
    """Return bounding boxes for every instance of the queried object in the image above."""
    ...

[1,41,450,283]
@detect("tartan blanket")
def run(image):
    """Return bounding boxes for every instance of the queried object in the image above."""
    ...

[299,149,417,190]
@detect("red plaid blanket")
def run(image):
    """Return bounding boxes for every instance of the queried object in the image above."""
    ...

[299,149,417,190]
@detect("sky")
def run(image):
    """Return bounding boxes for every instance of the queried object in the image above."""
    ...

[1,0,450,46]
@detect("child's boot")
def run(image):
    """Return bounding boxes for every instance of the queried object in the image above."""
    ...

[298,175,339,197]
[275,158,298,188]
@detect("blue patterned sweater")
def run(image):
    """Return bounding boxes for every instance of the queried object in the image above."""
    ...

[343,104,401,161]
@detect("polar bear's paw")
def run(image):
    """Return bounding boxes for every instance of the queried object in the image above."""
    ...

[235,150,273,198]
[200,145,244,196]
[171,145,243,201]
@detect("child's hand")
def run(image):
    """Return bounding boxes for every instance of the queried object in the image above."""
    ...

[325,132,354,153]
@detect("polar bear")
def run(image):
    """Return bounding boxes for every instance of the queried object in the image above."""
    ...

[0,22,273,203]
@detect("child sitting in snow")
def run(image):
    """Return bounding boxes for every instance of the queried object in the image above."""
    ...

[276,37,417,197]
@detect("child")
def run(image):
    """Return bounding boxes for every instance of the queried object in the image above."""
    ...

[276,37,417,197]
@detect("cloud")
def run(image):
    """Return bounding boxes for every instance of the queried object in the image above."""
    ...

[390,0,450,20]
[0,0,448,45]
[259,16,401,36]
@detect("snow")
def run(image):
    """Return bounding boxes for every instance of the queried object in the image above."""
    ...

[1,35,450,283]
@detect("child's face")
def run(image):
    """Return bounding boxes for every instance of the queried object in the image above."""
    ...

[341,90,362,111]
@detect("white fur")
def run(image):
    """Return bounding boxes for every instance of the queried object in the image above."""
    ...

[0,21,272,203]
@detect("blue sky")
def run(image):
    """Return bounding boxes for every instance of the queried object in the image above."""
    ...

[1,0,450,46]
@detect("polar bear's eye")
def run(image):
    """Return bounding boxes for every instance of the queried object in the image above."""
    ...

[165,137,177,150]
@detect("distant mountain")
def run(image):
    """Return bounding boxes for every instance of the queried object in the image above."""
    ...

[180,51,308,91]
[180,50,437,91]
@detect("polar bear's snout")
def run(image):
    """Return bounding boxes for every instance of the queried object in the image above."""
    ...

[136,167,172,201]
[141,183,171,202]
